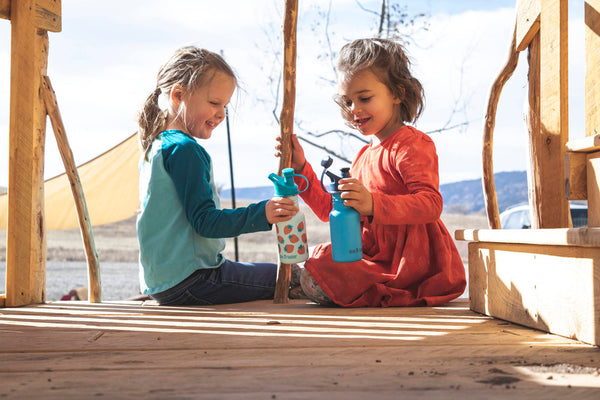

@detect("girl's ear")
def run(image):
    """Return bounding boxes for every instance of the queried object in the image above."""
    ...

[393,86,405,105]
[169,84,185,107]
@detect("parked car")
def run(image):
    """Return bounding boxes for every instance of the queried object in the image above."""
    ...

[499,203,588,229]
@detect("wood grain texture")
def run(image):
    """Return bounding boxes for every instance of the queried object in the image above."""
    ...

[6,0,45,307]
[516,0,541,51]
[0,0,9,20]
[34,0,61,32]
[1,300,599,398]
[531,0,570,228]
[587,152,600,226]
[566,133,600,152]
[468,241,600,346]
[526,33,542,227]
[586,0,600,137]
[457,226,600,247]
[564,151,587,200]
[29,30,49,305]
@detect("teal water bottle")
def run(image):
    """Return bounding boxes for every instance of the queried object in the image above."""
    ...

[268,168,309,263]
[320,158,363,263]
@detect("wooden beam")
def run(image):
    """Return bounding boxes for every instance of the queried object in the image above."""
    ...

[0,0,9,20]
[566,133,600,152]
[457,227,600,247]
[587,152,600,226]
[529,0,570,228]
[517,0,541,51]
[0,1,61,31]
[586,0,600,137]
[526,33,542,227]
[6,0,48,307]
[34,0,61,32]
[564,151,587,200]
[468,241,600,346]
[29,31,49,305]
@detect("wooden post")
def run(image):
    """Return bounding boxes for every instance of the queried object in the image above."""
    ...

[41,76,101,303]
[0,0,10,20]
[586,0,600,226]
[4,0,61,307]
[273,0,298,304]
[586,0,600,138]
[526,33,542,228]
[528,0,570,228]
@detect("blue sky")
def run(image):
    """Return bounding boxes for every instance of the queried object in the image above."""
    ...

[0,0,585,189]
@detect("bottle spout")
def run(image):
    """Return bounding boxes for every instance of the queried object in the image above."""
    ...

[269,168,305,197]
[268,173,284,186]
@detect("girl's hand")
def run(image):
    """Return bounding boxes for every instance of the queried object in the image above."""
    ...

[275,134,306,172]
[338,178,374,216]
[265,197,299,224]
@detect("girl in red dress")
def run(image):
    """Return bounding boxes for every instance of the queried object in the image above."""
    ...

[278,38,466,307]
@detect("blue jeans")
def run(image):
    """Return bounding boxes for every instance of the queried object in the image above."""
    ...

[150,260,277,306]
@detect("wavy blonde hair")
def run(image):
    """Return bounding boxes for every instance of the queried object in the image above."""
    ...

[137,46,237,158]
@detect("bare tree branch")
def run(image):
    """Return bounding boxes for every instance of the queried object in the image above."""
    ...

[354,0,380,17]
[324,0,338,82]
[272,69,282,124]
[297,135,352,164]
[304,128,369,143]
[378,0,386,38]
[425,121,471,135]
[259,0,471,161]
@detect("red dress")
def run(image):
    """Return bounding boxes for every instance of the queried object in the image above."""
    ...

[297,126,466,307]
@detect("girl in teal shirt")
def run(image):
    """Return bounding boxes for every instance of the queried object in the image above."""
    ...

[136,46,298,305]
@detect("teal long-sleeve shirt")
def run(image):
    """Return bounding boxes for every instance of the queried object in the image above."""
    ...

[136,130,271,294]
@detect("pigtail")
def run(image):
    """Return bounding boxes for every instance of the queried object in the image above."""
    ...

[137,46,237,161]
[137,87,166,160]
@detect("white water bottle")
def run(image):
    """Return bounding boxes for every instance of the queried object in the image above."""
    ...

[268,168,309,263]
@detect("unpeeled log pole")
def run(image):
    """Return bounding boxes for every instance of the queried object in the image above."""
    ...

[41,75,101,303]
[273,0,298,304]
[482,26,519,229]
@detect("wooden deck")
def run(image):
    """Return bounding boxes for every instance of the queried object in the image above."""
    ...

[1,299,599,399]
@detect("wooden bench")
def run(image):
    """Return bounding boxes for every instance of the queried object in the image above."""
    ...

[457,0,600,346]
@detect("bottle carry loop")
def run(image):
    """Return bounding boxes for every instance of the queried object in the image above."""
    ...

[293,173,309,195]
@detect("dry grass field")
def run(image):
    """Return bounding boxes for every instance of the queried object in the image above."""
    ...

[0,200,488,264]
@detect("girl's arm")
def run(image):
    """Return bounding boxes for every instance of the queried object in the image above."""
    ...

[370,135,443,225]
[276,134,332,221]
[295,161,333,222]
[164,140,274,238]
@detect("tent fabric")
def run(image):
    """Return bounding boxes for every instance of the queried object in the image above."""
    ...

[0,133,140,230]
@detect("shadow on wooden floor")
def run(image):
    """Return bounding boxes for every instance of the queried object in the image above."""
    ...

[1,299,599,399]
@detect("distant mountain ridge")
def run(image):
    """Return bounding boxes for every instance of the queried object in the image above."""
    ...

[221,170,528,215]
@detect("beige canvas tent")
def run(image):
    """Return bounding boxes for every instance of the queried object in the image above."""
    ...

[0,133,139,230]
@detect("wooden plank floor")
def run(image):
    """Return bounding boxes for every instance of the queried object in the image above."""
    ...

[1,299,599,399]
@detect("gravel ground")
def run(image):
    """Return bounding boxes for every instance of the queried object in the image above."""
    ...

[0,261,141,301]
[0,208,484,302]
